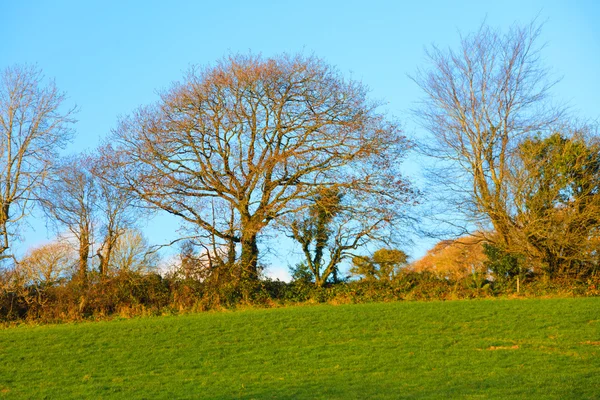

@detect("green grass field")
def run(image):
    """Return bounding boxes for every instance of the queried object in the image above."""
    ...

[1,298,599,399]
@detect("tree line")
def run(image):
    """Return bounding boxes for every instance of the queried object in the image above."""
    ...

[1,20,598,321]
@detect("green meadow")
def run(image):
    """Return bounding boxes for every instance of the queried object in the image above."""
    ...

[1,298,599,399]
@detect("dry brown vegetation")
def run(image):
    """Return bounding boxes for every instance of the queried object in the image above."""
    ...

[409,236,487,281]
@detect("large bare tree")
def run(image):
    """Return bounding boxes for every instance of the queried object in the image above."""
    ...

[0,65,75,260]
[413,21,563,248]
[110,53,412,282]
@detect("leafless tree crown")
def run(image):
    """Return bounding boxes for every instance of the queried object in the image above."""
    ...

[110,53,414,280]
[413,21,564,244]
[0,65,75,260]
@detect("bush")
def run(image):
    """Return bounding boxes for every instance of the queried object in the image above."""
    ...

[1,267,598,325]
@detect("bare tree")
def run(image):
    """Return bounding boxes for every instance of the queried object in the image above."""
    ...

[92,148,140,276]
[110,53,413,283]
[18,241,75,285]
[108,228,159,273]
[40,155,95,282]
[0,65,75,260]
[413,21,563,248]
[40,151,139,279]
[11,241,75,311]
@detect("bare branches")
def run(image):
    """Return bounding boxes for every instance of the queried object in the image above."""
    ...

[39,151,141,279]
[413,20,564,244]
[0,65,75,259]
[111,53,414,282]
[39,155,95,281]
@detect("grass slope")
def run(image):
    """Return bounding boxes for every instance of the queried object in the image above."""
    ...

[0,298,599,399]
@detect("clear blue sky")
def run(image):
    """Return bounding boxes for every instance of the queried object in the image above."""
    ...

[2,0,599,280]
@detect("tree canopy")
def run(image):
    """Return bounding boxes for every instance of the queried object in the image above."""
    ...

[110,53,414,284]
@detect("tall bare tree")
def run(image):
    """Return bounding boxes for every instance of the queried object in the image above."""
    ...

[110,53,413,283]
[40,151,139,279]
[413,21,563,248]
[92,148,140,276]
[40,155,95,282]
[0,65,75,260]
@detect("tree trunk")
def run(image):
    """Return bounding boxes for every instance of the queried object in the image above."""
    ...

[0,204,10,258]
[240,233,259,281]
[78,232,89,283]
[97,251,106,276]
[227,237,236,268]
[99,232,118,276]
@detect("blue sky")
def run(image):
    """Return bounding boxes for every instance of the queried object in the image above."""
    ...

[2,0,599,280]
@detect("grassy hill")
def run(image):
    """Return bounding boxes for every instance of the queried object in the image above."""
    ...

[1,298,599,399]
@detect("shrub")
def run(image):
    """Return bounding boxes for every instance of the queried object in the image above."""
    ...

[1,266,598,324]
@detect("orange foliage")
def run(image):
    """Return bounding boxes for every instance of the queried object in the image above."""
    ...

[409,236,488,281]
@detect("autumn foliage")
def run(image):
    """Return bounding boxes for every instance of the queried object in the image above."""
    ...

[409,237,487,281]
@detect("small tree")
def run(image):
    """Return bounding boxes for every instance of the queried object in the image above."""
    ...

[350,248,408,281]
[108,229,158,273]
[14,241,75,310]
[483,243,525,292]
[18,241,75,285]
[289,188,343,286]
[289,262,315,285]
[409,236,488,285]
